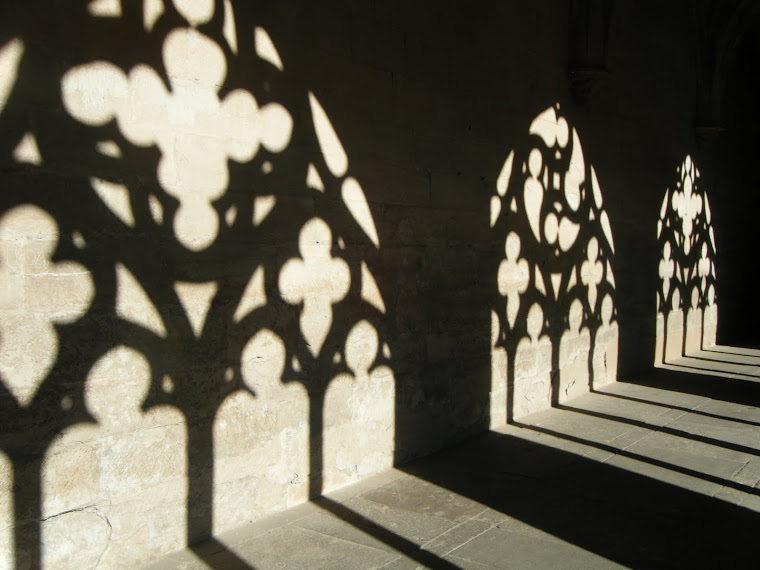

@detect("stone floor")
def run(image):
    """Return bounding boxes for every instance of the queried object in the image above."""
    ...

[146,349,760,569]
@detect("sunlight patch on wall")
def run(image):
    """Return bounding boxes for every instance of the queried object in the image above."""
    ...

[309,92,348,178]
[495,146,515,225]
[490,310,508,428]
[324,320,394,490]
[214,329,309,529]
[0,3,395,562]
[0,205,94,407]
[594,295,618,384]
[491,104,617,422]
[41,346,187,568]
[512,303,553,416]
[279,218,350,356]
[148,193,164,224]
[143,0,164,31]
[115,262,167,338]
[309,93,379,248]
[655,155,717,365]
[253,195,276,226]
[95,139,121,159]
[341,177,380,248]
[174,281,217,337]
[88,0,121,18]
[12,132,41,165]
[61,27,293,250]
[0,452,11,570]
[174,0,213,27]
[304,164,322,193]
[90,177,134,227]
[254,27,283,71]
[221,208,235,229]
[498,232,529,329]
[234,266,266,323]
[361,261,385,314]
[0,38,23,115]
[222,0,238,54]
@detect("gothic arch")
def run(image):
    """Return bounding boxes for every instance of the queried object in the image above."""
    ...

[0,1,393,566]
[655,155,717,364]
[489,104,618,423]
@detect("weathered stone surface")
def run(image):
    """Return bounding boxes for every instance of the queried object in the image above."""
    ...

[0,1,745,567]
[150,377,760,568]
[40,347,188,568]
[40,510,111,569]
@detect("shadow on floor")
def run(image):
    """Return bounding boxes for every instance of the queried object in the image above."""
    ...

[629,358,760,407]
[404,428,758,568]
[150,367,760,569]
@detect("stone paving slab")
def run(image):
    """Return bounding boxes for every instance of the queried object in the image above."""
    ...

[446,527,625,570]
[146,378,760,569]
[661,353,760,381]
[690,348,760,367]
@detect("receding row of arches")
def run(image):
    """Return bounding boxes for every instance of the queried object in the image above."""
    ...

[490,106,719,422]
[0,2,737,565]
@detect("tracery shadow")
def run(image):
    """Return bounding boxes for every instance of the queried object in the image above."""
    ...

[652,155,760,406]
[0,2,396,568]
[488,103,618,425]
[655,155,718,367]
[3,1,754,568]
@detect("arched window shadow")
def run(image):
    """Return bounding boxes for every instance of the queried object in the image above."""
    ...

[0,2,397,567]
[655,155,717,363]
[654,155,760,382]
[489,104,618,423]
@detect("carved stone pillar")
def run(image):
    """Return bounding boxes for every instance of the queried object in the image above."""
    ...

[568,0,614,105]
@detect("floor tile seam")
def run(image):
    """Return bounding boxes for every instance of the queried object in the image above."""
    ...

[377,554,428,570]
[603,446,752,494]
[674,404,760,429]
[597,454,722,497]
[417,510,495,558]
[730,457,760,488]
[738,493,760,508]
[713,484,760,507]
[610,384,712,411]
[519,427,636,462]
[523,414,748,470]
[526,419,649,456]
[551,398,691,438]
[658,409,690,430]
[707,483,739,500]
[691,400,760,424]
[583,398,697,428]
[621,437,753,465]
[491,522,572,546]
[582,449,616,463]
[608,426,656,451]
[589,387,683,416]
[222,503,325,543]
[463,505,495,524]
[513,421,598,452]
[282,519,410,556]
[565,417,759,464]
[223,509,335,550]
[339,496,475,529]
[445,551,500,569]
[300,488,482,550]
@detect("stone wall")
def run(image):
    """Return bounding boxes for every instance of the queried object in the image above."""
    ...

[0,0,719,567]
